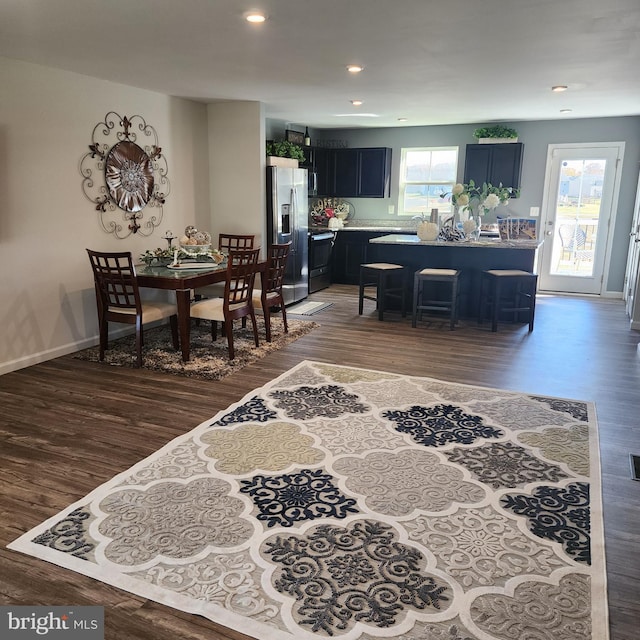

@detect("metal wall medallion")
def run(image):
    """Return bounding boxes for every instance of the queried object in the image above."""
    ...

[80,112,170,238]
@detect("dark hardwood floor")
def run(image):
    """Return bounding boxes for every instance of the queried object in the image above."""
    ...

[1,284,639,640]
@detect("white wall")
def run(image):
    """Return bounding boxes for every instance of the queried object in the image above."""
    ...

[0,57,211,374]
[207,102,266,252]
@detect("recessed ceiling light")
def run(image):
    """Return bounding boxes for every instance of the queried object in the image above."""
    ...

[245,12,266,23]
[334,113,379,118]
[397,118,408,122]
[350,100,363,106]
[347,65,364,73]
[551,85,568,92]
[560,108,573,113]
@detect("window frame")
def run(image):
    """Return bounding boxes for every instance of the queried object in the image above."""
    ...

[397,146,459,217]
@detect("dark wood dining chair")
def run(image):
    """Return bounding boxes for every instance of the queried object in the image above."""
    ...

[252,242,291,341]
[196,233,256,299]
[86,249,179,367]
[189,248,261,359]
[218,233,256,253]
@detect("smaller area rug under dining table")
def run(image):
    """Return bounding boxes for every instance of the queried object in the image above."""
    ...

[73,317,316,380]
[8,361,608,640]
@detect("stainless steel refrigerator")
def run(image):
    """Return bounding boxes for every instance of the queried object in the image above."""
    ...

[266,166,309,305]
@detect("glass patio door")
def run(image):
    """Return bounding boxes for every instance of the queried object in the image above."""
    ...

[538,144,623,294]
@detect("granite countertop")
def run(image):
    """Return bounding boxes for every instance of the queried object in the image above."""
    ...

[311,219,418,233]
[369,233,543,249]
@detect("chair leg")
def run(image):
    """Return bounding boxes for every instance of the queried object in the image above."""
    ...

[528,282,537,331]
[491,280,501,332]
[169,315,179,350]
[264,306,272,342]
[358,274,365,315]
[98,317,108,361]
[411,274,420,328]
[135,318,143,367]
[211,321,218,341]
[281,305,288,334]
[224,319,235,360]
[450,278,459,330]
[377,273,386,321]
[249,312,260,347]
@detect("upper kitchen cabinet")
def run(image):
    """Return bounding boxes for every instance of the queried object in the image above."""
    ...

[463,143,523,193]
[333,149,359,197]
[302,147,333,197]
[358,148,392,197]
[322,147,392,198]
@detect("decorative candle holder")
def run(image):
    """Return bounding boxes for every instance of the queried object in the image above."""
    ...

[163,230,176,248]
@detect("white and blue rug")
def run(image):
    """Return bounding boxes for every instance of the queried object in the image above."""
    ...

[8,361,608,639]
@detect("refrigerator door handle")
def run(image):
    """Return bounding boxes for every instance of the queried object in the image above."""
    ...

[291,187,298,252]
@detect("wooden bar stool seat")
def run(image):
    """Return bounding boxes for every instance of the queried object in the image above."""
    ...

[479,269,538,332]
[359,263,408,321]
[412,268,461,330]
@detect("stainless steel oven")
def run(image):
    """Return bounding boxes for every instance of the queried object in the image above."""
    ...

[308,231,335,293]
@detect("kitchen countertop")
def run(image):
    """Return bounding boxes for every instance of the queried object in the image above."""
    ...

[339,224,416,232]
[369,233,542,249]
[310,219,417,233]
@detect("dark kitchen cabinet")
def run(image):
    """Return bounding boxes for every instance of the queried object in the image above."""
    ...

[463,143,523,193]
[317,147,392,198]
[333,149,359,197]
[332,231,390,284]
[302,147,332,197]
[314,148,333,197]
[358,148,392,197]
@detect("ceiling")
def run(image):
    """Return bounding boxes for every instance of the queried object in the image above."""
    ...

[2,0,639,130]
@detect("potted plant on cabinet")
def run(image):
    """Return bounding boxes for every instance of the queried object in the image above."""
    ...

[266,140,305,167]
[473,125,519,144]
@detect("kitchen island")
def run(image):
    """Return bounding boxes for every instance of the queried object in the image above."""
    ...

[367,233,543,318]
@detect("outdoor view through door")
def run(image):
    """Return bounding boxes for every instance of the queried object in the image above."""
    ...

[539,144,623,294]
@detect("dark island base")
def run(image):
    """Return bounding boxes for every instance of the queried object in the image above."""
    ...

[365,242,539,320]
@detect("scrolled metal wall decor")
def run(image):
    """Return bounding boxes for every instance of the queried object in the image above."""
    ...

[80,112,170,238]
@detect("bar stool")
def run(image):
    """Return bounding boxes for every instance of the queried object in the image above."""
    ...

[359,263,408,321]
[478,269,538,332]
[412,268,461,330]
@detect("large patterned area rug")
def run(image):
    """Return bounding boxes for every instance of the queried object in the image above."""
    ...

[73,317,317,380]
[8,361,608,640]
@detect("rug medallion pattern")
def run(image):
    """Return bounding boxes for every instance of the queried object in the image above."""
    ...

[9,361,608,640]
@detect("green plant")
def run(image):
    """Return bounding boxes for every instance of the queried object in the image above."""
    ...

[266,140,305,161]
[473,125,518,140]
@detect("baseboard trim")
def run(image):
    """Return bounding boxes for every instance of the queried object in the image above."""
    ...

[0,326,133,376]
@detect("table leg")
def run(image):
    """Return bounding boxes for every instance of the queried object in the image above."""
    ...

[175,289,192,361]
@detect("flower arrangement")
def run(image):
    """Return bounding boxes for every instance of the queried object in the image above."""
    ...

[445,181,518,216]
[140,246,224,266]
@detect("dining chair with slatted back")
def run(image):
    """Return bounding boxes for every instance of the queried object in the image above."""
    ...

[252,242,291,342]
[86,249,179,367]
[189,248,261,359]
[218,233,256,253]
[196,233,257,299]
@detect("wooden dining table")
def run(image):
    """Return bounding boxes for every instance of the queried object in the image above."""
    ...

[136,262,228,362]
[136,260,267,362]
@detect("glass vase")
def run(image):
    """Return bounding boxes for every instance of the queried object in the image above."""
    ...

[462,215,482,241]
[472,215,482,241]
